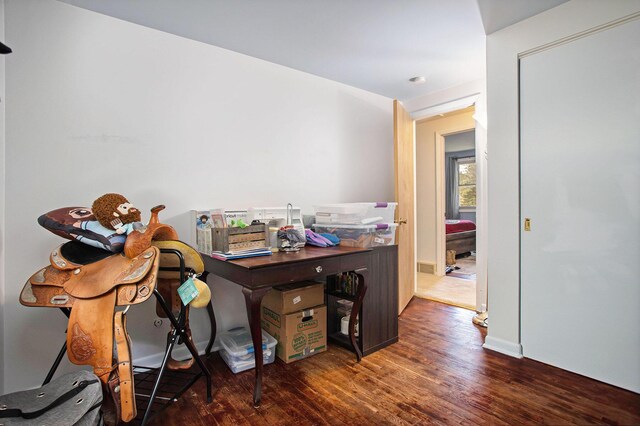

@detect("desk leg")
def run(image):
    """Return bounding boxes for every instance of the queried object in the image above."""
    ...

[205,301,217,355]
[200,271,217,355]
[351,268,368,362]
[242,287,270,407]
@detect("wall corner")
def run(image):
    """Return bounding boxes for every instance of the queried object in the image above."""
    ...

[0,0,7,396]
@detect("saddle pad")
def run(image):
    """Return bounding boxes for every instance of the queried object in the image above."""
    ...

[0,370,103,425]
[152,240,204,279]
[60,240,114,265]
[47,242,114,272]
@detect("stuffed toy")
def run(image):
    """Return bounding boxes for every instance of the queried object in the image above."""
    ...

[92,193,143,236]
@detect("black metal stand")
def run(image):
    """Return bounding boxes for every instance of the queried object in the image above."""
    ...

[42,249,213,425]
[42,308,70,386]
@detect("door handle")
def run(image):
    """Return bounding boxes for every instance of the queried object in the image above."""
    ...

[524,218,531,231]
[397,218,407,225]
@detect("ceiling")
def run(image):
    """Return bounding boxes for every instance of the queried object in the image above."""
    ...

[57,0,567,103]
[476,0,568,34]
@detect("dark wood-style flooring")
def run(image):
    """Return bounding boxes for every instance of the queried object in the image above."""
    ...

[149,298,640,425]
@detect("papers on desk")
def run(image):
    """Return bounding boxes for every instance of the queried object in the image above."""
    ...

[209,247,272,261]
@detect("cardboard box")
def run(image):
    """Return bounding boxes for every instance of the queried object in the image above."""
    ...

[261,305,327,364]
[262,281,324,315]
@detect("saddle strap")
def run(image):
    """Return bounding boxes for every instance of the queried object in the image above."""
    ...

[114,310,136,423]
[66,290,116,382]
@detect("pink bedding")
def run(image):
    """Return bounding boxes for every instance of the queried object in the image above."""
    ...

[445,219,476,235]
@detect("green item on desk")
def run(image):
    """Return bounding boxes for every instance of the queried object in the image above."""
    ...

[178,277,199,306]
[230,219,248,228]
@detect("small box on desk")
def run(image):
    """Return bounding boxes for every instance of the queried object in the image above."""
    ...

[196,224,268,255]
[211,224,268,253]
[193,209,268,254]
[261,305,327,364]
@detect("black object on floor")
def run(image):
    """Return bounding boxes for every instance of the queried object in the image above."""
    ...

[0,370,103,425]
[445,266,461,274]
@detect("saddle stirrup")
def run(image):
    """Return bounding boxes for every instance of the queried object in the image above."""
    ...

[167,305,195,371]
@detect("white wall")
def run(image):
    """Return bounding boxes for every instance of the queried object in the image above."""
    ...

[445,130,474,153]
[3,0,393,392]
[404,79,484,119]
[485,0,640,357]
[415,110,475,265]
[0,0,6,396]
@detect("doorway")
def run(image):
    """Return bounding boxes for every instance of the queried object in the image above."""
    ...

[414,106,479,311]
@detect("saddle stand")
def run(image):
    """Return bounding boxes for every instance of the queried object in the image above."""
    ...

[39,249,212,425]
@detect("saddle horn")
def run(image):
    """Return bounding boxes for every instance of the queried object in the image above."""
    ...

[149,205,166,225]
[124,206,178,258]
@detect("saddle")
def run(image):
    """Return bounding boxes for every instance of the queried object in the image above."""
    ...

[20,206,205,424]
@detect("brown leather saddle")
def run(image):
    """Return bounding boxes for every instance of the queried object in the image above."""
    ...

[19,207,204,424]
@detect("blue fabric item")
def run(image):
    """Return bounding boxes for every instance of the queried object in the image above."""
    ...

[305,229,331,247]
[315,233,335,246]
[319,233,340,245]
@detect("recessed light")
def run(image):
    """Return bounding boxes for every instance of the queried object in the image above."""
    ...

[409,76,426,84]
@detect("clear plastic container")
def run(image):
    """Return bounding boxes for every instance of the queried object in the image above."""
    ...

[218,327,277,374]
[313,223,398,247]
[314,202,397,225]
[336,298,353,317]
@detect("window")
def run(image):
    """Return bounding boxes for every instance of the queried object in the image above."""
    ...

[458,158,476,208]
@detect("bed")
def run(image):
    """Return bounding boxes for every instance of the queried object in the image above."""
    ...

[446,219,476,256]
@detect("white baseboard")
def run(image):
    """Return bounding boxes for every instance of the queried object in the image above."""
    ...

[134,339,221,368]
[483,335,523,359]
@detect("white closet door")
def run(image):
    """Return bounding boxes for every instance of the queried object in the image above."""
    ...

[520,18,640,392]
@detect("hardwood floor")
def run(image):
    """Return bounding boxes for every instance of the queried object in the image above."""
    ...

[149,298,640,425]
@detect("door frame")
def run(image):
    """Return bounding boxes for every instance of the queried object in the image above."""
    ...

[435,125,475,276]
[394,100,417,314]
[411,95,488,313]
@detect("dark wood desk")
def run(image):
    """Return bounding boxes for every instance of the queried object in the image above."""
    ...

[202,246,371,407]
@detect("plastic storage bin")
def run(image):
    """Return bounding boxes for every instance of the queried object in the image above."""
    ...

[336,299,353,317]
[314,202,397,225]
[218,327,277,374]
[313,223,398,247]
